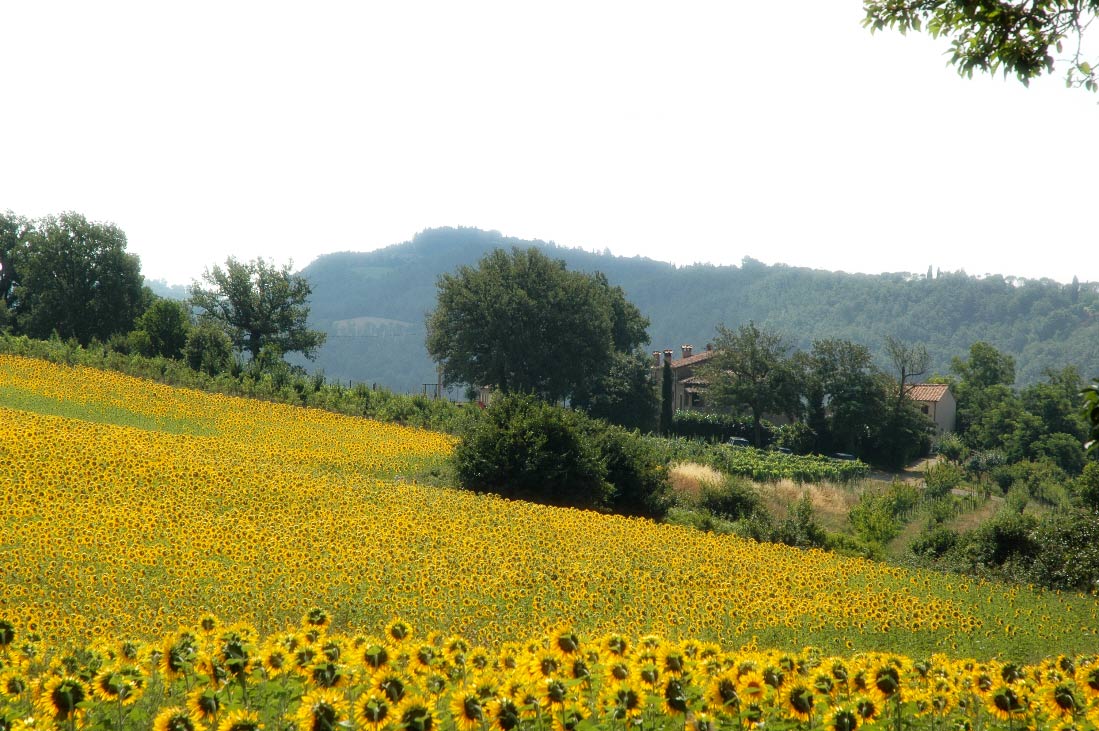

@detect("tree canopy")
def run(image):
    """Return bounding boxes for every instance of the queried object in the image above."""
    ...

[863,0,1099,91]
[425,247,649,404]
[190,257,326,361]
[7,212,147,344]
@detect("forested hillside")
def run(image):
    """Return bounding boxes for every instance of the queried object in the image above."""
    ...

[294,227,1099,392]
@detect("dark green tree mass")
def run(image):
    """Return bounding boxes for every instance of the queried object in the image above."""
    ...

[425,247,649,404]
[863,0,1098,91]
[190,257,326,361]
[700,322,801,447]
[11,212,146,344]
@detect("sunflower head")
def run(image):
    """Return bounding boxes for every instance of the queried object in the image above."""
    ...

[824,706,859,731]
[396,696,437,731]
[355,692,391,730]
[449,688,484,731]
[38,676,87,722]
[296,688,344,731]
[303,608,330,631]
[187,687,222,722]
[216,709,263,731]
[154,707,199,731]
[385,619,412,645]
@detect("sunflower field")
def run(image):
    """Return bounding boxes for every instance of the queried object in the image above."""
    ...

[3,354,1099,731]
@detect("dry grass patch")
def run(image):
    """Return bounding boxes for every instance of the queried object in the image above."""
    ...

[758,479,863,533]
[668,462,725,505]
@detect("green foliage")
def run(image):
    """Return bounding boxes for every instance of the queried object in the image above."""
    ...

[697,476,765,521]
[1032,432,1086,475]
[700,322,800,447]
[910,524,959,558]
[425,247,647,403]
[923,460,964,499]
[849,481,922,547]
[133,298,191,359]
[659,359,673,435]
[185,322,235,377]
[863,0,1099,90]
[935,432,968,464]
[772,494,828,549]
[572,350,659,432]
[584,419,672,518]
[1075,462,1099,510]
[669,409,759,443]
[453,393,612,509]
[190,257,326,361]
[9,212,146,345]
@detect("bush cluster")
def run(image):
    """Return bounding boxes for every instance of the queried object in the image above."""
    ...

[452,393,671,516]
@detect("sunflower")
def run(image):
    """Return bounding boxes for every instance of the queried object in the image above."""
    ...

[496,643,521,672]
[161,633,198,680]
[737,670,768,704]
[986,682,1028,722]
[551,703,589,731]
[216,709,262,731]
[410,645,437,675]
[373,669,409,704]
[601,634,629,658]
[780,681,815,723]
[0,620,14,647]
[448,687,484,731]
[36,676,87,723]
[602,681,644,721]
[384,619,413,646]
[662,676,690,716]
[91,666,142,705]
[869,665,902,704]
[529,649,561,681]
[486,697,521,731]
[1078,666,1099,700]
[197,614,220,639]
[153,707,199,731]
[823,705,859,731]
[1043,681,1083,721]
[551,629,581,657]
[303,608,331,632]
[296,687,345,731]
[707,671,740,714]
[0,672,27,701]
[854,695,880,723]
[467,647,491,675]
[309,659,346,689]
[604,660,631,684]
[259,645,289,678]
[187,687,222,725]
[395,695,437,731]
[354,692,392,731]
[691,711,716,731]
[660,647,689,678]
[635,661,660,691]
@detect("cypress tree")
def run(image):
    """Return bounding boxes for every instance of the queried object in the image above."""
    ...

[660,358,674,435]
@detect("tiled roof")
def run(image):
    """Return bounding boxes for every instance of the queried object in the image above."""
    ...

[907,383,950,402]
[671,350,716,368]
[680,375,709,386]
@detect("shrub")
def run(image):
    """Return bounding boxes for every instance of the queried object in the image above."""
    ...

[586,420,672,518]
[910,525,958,558]
[453,393,612,509]
[924,461,964,499]
[698,476,764,521]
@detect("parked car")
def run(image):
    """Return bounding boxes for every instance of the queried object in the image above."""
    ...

[830,452,857,461]
[727,437,750,448]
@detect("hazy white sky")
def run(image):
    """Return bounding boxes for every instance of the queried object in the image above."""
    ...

[2,1,1096,286]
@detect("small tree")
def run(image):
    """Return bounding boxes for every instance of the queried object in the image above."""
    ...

[660,357,674,435]
[185,322,235,377]
[132,299,191,359]
[190,257,326,361]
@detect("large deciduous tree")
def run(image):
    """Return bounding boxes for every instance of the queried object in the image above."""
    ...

[12,212,146,344]
[190,257,326,361]
[863,0,1099,91]
[425,247,649,404]
[700,322,800,447]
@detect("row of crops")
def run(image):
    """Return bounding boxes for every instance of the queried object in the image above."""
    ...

[650,437,871,483]
[2,613,1098,731]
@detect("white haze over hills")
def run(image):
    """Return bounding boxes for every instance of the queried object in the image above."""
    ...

[2,2,1096,287]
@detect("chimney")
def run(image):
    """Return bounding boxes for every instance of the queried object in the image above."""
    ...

[682,344,693,359]
[653,351,662,367]
[706,343,712,352]
[663,349,674,365]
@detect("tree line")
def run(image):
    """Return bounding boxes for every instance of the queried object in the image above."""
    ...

[0,210,325,376]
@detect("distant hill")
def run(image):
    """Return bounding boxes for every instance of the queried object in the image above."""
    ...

[293,227,1099,393]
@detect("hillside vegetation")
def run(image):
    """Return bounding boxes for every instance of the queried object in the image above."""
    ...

[294,227,1099,391]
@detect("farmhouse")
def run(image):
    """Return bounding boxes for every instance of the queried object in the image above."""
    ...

[650,344,716,412]
[906,383,957,434]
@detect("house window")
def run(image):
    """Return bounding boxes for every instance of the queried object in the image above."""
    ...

[921,405,929,415]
